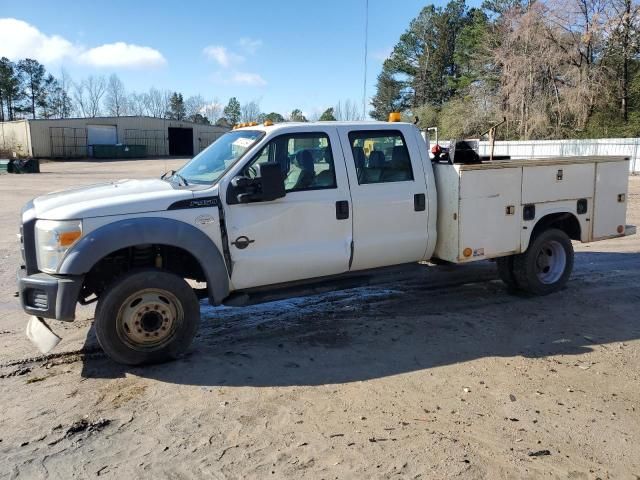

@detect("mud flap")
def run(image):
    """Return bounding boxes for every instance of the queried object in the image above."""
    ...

[26,316,61,354]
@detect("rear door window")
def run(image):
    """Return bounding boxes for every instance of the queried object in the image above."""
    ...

[348,130,414,185]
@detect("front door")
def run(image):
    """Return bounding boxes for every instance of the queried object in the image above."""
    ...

[338,127,430,270]
[223,128,352,290]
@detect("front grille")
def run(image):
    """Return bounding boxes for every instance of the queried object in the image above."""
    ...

[21,219,38,275]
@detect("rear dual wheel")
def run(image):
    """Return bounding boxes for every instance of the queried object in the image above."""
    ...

[497,228,574,295]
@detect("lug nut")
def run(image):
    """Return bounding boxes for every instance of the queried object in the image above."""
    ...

[137,329,142,333]
[145,333,150,337]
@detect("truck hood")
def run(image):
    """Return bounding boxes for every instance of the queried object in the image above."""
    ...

[31,179,195,220]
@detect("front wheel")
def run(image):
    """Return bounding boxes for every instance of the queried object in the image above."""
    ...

[512,228,574,295]
[95,269,200,365]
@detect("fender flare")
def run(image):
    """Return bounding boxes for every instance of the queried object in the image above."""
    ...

[59,217,229,304]
[522,209,583,252]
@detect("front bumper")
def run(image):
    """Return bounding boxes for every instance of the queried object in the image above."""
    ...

[17,268,84,321]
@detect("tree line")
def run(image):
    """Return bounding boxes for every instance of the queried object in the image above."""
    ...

[0,57,363,127]
[370,0,640,139]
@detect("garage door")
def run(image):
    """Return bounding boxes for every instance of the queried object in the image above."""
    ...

[87,125,117,145]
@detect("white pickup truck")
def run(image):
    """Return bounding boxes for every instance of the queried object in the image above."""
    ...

[17,119,635,364]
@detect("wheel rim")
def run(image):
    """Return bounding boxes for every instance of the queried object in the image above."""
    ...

[535,240,566,285]
[115,289,183,351]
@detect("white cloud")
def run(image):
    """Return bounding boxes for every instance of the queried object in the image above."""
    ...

[232,72,266,86]
[0,18,167,68]
[211,71,267,87]
[79,42,166,68]
[204,40,265,86]
[0,18,79,63]
[203,45,244,67]
[238,37,263,54]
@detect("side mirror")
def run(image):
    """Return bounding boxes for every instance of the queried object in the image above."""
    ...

[231,162,286,204]
[257,162,286,201]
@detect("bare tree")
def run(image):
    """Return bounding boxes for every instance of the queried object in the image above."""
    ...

[57,68,74,118]
[334,99,362,121]
[184,94,206,120]
[202,97,223,124]
[493,0,603,139]
[80,75,107,118]
[72,81,89,118]
[104,74,127,117]
[144,87,171,118]
[240,99,261,122]
[127,92,148,116]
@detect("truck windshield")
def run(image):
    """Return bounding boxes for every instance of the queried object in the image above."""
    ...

[176,130,264,185]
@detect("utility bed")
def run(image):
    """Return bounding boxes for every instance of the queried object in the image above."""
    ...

[432,156,631,263]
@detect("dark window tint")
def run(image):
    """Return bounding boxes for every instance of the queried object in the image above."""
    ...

[348,130,414,185]
[245,133,336,192]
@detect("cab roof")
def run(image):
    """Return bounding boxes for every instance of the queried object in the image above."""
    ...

[234,120,415,134]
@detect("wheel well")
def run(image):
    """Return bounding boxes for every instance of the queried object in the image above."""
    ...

[532,212,581,241]
[81,244,206,302]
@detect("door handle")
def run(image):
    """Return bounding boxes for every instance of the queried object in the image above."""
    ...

[231,236,255,249]
[336,200,349,220]
[414,193,426,212]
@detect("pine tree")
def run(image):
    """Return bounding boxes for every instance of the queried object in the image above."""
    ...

[223,97,241,125]
[369,65,407,120]
[0,57,23,121]
[167,92,186,120]
[319,107,336,121]
[18,58,46,119]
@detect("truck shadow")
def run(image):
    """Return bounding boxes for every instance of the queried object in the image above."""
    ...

[80,251,640,387]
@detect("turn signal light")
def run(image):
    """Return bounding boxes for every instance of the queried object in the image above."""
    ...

[617,225,624,234]
[388,112,401,122]
[59,230,82,247]
[463,247,472,258]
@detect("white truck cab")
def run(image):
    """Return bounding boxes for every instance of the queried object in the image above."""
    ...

[17,120,635,364]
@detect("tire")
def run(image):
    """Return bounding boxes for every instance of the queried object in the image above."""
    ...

[496,255,519,290]
[512,228,574,295]
[95,269,200,365]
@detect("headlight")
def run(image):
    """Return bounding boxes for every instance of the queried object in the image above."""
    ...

[35,219,83,273]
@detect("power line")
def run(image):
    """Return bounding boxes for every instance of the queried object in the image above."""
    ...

[362,0,369,120]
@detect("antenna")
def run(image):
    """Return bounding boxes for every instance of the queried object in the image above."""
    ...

[362,0,369,120]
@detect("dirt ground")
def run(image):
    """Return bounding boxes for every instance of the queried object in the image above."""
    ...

[1,159,639,479]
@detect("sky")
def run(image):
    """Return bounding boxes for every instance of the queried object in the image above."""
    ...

[0,0,481,118]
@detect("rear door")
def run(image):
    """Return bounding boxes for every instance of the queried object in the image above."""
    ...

[338,126,430,270]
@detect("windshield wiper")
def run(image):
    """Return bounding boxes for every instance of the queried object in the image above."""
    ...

[171,172,189,187]
[161,170,189,186]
